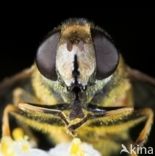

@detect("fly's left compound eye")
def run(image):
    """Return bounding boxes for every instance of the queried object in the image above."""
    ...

[36,31,60,80]
[91,29,119,79]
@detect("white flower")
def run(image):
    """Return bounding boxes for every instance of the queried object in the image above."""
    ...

[0,137,101,156]
[49,138,101,156]
[0,137,48,156]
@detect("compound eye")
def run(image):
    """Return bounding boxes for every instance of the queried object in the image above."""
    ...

[36,32,60,80]
[91,29,119,79]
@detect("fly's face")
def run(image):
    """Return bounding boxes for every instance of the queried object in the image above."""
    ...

[36,19,119,108]
[56,24,96,89]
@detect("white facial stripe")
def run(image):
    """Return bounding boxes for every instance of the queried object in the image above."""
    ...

[56,44,78,86]
[56,42,96,86]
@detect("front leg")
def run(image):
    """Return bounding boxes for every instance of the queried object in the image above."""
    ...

[2,104,17,137]
[2,104,37,146]
[129,108,153,156]
[134,108,154,146]
[2,87,39,138]
[75,107,153,156]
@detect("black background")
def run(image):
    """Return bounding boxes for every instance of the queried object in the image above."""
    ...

[0,6,155,153]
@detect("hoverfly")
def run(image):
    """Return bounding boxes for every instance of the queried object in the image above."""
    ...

[0,18,154,156]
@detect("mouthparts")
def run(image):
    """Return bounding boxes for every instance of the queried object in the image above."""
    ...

[69,83,85,120]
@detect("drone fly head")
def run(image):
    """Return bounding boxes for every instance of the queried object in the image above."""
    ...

[36,18,119,106]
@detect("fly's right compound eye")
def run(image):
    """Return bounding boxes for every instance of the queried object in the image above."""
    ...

[36,31,60,80]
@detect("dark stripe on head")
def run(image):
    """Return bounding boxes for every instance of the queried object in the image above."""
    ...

[72,55,80,80]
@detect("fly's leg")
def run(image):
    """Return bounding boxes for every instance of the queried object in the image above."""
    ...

[73,107,153,156]
[3,88,71,144]
[17,103,69,126]
[13,87,40,138]
[2,102,71,145]
[134,108,154,146]
[74,107,136,156]
[75,106,153,146]
[13,88,69,127]
[2,88,39,143]
[2,104,17,137]
[11,103,71,143]
[114,108,152,156]
[2,104,37,146]
[128,108,153,156]
[69,107,134,131]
